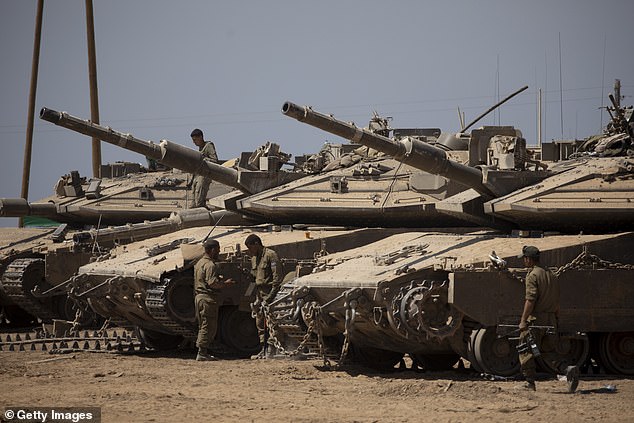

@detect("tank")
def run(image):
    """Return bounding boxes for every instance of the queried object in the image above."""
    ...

[266,92,634,375]
[70,224,403,354]
[267,231,634,374]
[0,206,232,327]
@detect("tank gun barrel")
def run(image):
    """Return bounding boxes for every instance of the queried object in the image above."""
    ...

[40,108,247,193]
[282,101,494,197]
[0,198,59,219]
[71,208,251,246]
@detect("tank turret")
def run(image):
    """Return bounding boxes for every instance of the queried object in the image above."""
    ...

[282,102,495,196]
[282,101,555,197]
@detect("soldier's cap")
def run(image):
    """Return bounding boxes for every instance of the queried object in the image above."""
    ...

[203,238,219,249]
[518,245,540,259]
[191,128,203,138]
[245,233,262,246]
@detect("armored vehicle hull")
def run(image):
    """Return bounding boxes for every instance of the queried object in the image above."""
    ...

[269,231,634,374]
[71,225,403,355]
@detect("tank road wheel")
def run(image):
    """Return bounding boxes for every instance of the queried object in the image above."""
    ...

[598,332,634,375]
[219,306,260,358]
[413,353,461,371]
[350,344,404,372]
[466,330,484,373]
[536,333,590,374]
[473,327,520,377]
[137,328,182,351]
[163,277,196,325]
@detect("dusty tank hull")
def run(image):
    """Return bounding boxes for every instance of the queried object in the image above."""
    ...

[71,225,403,355]
[268,231,634,374]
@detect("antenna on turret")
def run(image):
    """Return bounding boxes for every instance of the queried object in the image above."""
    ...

[460,85,528,133]
[457,107,465,129]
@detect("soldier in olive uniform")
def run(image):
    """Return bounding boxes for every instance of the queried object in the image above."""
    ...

[190,128,219,209]
[518,245,579,392]
[194,238,234,361]
[245,234,282,359]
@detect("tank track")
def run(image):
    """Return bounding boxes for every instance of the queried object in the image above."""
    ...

[0,327,144,353]
[144,279,196,338]
[1,258,57,322]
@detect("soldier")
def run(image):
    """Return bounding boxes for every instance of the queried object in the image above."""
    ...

[190,128,219,208]
[517,245,579,392]
[245,234,282,359]
[194,238,234,361]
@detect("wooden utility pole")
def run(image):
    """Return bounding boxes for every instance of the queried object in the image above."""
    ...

[85,0,102,177]
[20,0,44,228]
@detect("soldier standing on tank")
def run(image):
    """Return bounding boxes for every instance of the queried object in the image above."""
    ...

[245,234,282,359]
[194,238,234,361]
[517,245,579,392]
[190,128,219,209]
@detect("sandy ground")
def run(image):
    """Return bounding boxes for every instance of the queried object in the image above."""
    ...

[1,350,633,423]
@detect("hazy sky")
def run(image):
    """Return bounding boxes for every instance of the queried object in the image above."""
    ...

[1,0,633,227]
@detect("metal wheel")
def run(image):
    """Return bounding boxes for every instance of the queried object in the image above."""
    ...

[413,353,461,371]
[598,332,634,375]
[164,276,196,325]
[350,344,404,371]
[473,327,520,376]
[219,306,260,357]
[536,333,590,374]
[466,329,484,373]
[137,327,182,351]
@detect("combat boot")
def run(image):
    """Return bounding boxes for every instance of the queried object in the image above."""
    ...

[251,346,267,360]
[266,344,278,359]
[196,348,217,361]
[520,381,536,391]
[565,365,579,393]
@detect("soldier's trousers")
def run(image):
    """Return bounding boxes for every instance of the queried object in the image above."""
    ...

[195,293,219,350]
[519,317,566,381]
[190,175,211,208]
[253,287,272,345]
